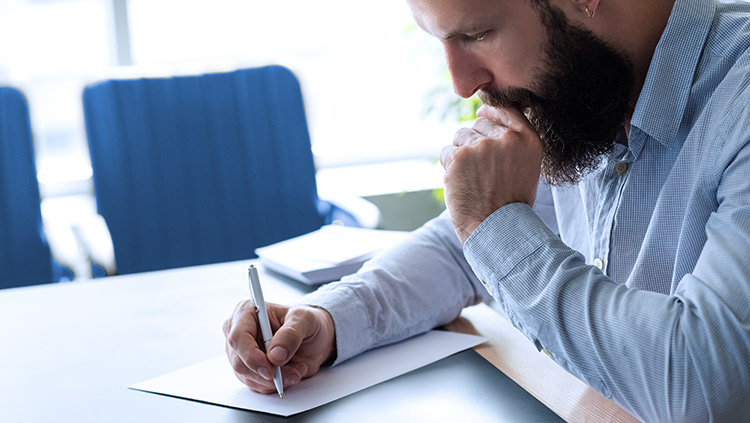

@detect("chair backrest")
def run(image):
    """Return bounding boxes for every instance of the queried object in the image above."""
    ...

[83,66,327,274]
[0,87,56,289]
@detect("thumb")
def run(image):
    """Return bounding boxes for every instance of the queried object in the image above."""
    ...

[267,308,311,366]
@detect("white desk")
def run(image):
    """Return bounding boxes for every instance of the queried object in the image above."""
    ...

[0,260,633,422]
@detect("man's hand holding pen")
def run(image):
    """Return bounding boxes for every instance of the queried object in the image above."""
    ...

[223,301,336,395]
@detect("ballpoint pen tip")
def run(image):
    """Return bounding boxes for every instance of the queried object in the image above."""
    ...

[279,393,283,399]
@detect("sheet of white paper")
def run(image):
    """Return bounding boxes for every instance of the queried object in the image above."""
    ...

[129,330,486,417]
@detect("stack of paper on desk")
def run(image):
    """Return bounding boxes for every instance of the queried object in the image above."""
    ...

[255,225,410,285]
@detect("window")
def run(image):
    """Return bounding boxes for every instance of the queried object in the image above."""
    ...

[126,0,453,169]
[0,0,452,198]
[0,0,113,195]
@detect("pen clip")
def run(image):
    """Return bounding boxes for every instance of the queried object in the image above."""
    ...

[248,265,265,317]
[248,265,258,308]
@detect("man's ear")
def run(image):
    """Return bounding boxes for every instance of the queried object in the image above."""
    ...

[570,0,600,18]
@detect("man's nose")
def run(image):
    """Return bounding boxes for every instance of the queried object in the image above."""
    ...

[444,44,493,98]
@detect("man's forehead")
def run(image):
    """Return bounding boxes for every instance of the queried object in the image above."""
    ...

[407,0,509,39]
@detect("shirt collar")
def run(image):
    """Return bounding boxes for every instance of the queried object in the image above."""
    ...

[630,0,715,150]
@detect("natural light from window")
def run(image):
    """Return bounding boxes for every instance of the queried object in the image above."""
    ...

[0,0,454,199]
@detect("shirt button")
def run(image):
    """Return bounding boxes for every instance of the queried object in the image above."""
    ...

[614,162,629,175]
[593,258,605,270]
[480,279,491,293]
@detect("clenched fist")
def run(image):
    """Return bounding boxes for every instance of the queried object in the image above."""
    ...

[440,106,543,243]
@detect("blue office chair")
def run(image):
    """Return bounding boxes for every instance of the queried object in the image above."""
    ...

[0,87,67,289]
[83,66,359,274]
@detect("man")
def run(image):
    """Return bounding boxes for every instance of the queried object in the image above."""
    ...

[224,0,750,420]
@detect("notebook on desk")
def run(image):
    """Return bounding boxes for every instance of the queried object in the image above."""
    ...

[255,225,410,285]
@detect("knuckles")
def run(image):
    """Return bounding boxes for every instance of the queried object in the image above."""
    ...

[236,299,256,313]
[452,127,477,145]
[475,136,499,152]
[227,331,239,350]
[448,137,497,166]
[230,354,249,374]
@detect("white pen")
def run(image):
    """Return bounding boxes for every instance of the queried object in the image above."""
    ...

[248,265,284,398]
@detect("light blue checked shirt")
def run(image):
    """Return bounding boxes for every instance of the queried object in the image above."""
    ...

[304,0,750,421]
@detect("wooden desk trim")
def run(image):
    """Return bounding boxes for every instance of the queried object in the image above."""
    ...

[446,303,639,423]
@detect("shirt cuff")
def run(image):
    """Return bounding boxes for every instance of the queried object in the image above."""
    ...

[463,202,557,299]
[296,277,373,365]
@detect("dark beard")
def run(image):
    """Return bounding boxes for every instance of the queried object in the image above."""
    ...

[478,2,633,185]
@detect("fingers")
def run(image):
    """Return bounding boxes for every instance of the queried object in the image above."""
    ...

[442,126,484,170]
[453,116,509,148]
[224,300,277,389]
[476,104,505,121]
[440,144,458,170]
[472,117,508,139]
[227,338,276,392]
[227,343,307,393]
[477,105,529,133]
[442,103,537,171]
[233,358,306,392]
[225,301,261,366]
[279,361,308,387]
[442,119,503,170]
[224,302,335,395]
[224,301,314,394]
[452,127,479,146]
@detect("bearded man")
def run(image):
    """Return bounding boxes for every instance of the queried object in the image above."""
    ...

[224,0,750,420]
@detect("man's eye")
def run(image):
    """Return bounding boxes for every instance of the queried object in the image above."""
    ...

[469,31,488,42]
